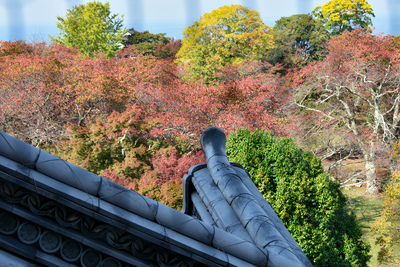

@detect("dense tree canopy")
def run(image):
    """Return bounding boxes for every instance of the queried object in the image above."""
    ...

[293,29,400,194]
[312,0,375,36]
[54,108,205,210]
[121,29,172,56]
[0,39,289,209]
[51,1,126,57]
[226,128,370,267]
[176,4,274,82]
[0,41,156,145]
[268,14,328,68]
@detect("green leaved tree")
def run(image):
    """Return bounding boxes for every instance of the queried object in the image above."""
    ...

[267,14,328,69]
[121,29,170,55]
[51,1,126,58]
[176,4,274,82]
[312,0,375,36]
[226,128,370,267]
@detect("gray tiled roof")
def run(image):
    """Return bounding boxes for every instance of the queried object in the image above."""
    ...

[183,127,313,267]
[0,127,313,266]
[122,27,138,41]
[0,130,269,266]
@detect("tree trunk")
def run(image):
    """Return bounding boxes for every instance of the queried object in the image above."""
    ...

[364,107,381,195]
[364,152,379,194]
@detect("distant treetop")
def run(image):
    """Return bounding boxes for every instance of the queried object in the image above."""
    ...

[312,0,375,36]
[50,1,126,58]
[176,4,274,82]
[121,28,172,56]
[267,14,328,69]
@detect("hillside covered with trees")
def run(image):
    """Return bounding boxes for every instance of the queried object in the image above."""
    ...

[1,0,399,266]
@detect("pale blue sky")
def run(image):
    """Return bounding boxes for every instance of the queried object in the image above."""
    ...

[0,0,397,42]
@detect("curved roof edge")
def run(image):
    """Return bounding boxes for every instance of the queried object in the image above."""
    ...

[0,130,268,266]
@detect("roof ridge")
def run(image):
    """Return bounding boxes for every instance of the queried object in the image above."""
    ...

[200,127,312,267]
[0,130,268,266]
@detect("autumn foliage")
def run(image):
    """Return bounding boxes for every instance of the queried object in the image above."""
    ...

[312,0,375,36]
[176,4,275,82]
[4,0,400,263]
[0,39,288,210]
[373,171,400,263]
[293,29,400,194]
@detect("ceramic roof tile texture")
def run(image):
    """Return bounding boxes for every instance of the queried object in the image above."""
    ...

[183,127,313,267]
[0,127,313,266]
[0,130,269,266]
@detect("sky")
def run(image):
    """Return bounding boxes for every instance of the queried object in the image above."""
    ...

[0,0,398,43]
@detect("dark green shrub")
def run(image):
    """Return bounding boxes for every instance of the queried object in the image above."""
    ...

[226,128,370,266]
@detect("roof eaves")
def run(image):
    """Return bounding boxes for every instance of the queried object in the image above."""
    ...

[199,127,313,267]
[0,130,269,266]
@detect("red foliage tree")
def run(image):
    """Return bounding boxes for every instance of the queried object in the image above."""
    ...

[0,42,166,145]
[138,147,204,210]
[0,40,34,56]
[1,40,290,209]
[136,60,289,144]
[153,38,182,59]
[294,29,400,194]
[101,168,136,190]
[0,43,77,145]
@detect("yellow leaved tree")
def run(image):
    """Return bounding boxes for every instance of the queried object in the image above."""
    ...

[373,170,400,264]
[312,0,375,36]
[176,4,274,82]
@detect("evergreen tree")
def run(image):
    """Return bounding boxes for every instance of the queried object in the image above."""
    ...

[226,128,371,266]
[121,28,171,56]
